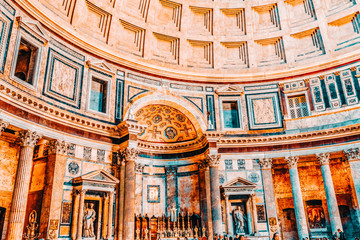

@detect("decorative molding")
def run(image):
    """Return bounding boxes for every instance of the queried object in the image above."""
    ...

[18,130,41,148]
[316,152,330,165]
[285,156,299,169]
[215,85,243,95]
[47,139,68,155]
[139,0,151,21]
[86,60,115,76]
[259,158,273,169]
[344,148,359,162]
[16,16,49,44]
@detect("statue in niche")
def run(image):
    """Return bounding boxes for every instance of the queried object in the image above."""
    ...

[233,206,246,234]
[83,203,96,238]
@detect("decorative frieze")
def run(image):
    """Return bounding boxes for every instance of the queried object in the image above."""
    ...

[18,130,41,148]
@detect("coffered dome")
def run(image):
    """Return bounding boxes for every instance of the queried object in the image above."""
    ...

[16,0,360,82]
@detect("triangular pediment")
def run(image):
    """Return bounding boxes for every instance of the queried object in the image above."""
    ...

[215,85,243,95]
[73,169,119,185]
[16,17,49,43]
[87,60,115,76]
[222,177,257,189]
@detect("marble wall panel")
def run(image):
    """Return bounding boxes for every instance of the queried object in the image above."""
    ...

[29,162,46,192]
[177,174,200,214]
[142,176,166,216]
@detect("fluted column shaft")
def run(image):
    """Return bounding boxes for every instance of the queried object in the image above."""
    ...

[251,195,258,234]
[71,191,80,240]
[107,192,114,239]
[286,156,309,240]
[6,130,40,240]
[224,195,233,235]
[77,189,87,240]
[207,154,223,235]
[117,161,126,240]
[317,153,342,234]
[344,148,360,230]
[122,148,139,240]
[39,139,68,239]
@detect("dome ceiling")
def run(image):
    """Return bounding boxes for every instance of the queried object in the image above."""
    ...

[135,105,198,143]
[18,0,360,81]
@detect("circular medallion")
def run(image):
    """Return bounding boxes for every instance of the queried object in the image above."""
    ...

[68,162,79,175]
[152,115,162,123]
[165,127,177,139]
[176,114,185,122]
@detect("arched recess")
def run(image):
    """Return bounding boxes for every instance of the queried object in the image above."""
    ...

[124,91,207,134]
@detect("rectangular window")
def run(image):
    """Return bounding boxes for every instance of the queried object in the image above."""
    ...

[90,78,107,113]
[288,95,309,119]
[14,38,39,85]
[222,101,240,128]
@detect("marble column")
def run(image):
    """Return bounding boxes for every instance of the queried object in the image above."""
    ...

[251,195,259,234]
[39,139,68,239]
[103,193,109,239]
[285,156,309,240]
[107,191,115,239]
[6,130,41,240]
[135,162,145,215]
[199,160,213,239]
[121,148,139,240]
[117,159,126,240]
[224,195,233,235]
[71,190,80,240]
[316,153,343,234]
[207,154,223,235]
[344,148,360,229]
[165,166,178,215]
[259,158,280,238]
[77,189,87,240]
[246,199,253,234]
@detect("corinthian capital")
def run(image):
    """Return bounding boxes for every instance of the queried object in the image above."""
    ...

[344,148,359,162]
[285,156,299,169]
[259,158,273,169]
[316,153,330,165]
[47,140,68,155]
[120,148,140,162]
[18,130,41,147]
[206,154,220,167]
[0,120,9,134]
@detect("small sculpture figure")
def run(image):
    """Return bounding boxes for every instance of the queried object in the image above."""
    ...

[23,210,40,240]
[233,206,246,234]
[83,203,96,238]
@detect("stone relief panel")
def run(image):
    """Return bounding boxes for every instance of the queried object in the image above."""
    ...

[135,104,197,143]
[65,159,82,178]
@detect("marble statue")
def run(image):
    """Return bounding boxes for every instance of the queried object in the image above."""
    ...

[83,203,96,238]
[233,206,246,234]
